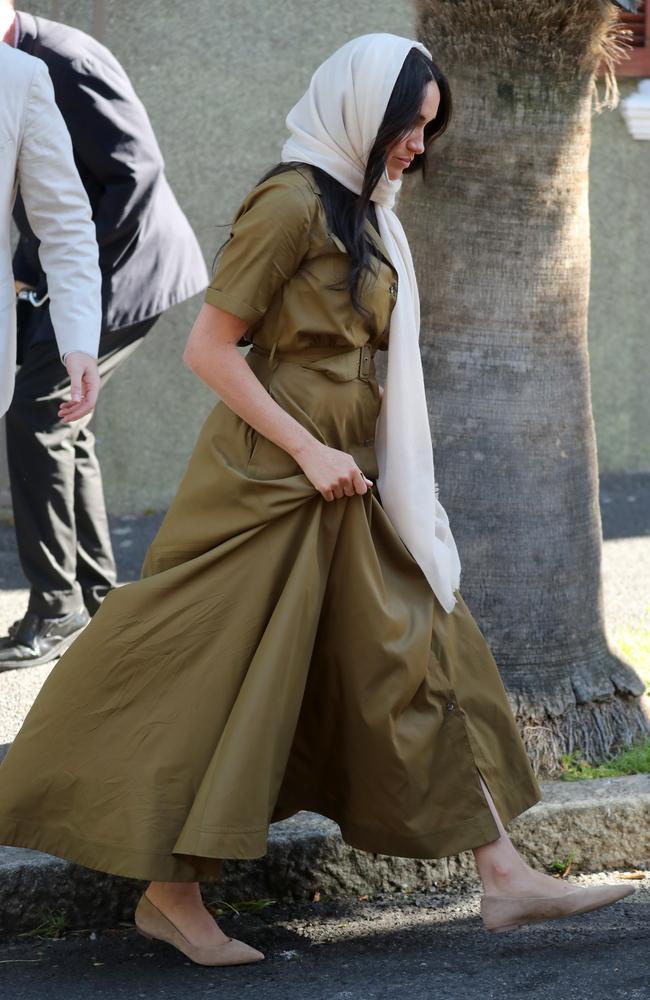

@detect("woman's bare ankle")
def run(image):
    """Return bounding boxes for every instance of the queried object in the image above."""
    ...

[471,777,574,898]
[473,836,536,894]
[143,881,230,945]
[145,881,203,908]
[473,843,576,898]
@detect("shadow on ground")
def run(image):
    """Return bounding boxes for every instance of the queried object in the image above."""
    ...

[0,881,648,1000]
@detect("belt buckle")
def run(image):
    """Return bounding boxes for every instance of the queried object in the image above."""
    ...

[358,344,372,380]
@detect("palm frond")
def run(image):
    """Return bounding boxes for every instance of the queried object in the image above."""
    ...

[415,0,632,94]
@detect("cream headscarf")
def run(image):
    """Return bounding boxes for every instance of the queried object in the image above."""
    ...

[281,32,461,613]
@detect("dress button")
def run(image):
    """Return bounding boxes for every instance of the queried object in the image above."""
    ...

[389,282,397,297]
[446,701,456,712]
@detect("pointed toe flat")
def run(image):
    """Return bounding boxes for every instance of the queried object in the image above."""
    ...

[134,893,265,966]
[481,882,636,933]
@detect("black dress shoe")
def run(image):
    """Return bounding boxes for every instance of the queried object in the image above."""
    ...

[0,607,90,671]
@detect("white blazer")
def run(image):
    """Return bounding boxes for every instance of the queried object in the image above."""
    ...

[0,43,101,416]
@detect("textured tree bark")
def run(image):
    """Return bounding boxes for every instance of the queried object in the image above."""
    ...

[400,0,648,774]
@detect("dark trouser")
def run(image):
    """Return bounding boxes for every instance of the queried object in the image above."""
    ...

[6,316,158,618]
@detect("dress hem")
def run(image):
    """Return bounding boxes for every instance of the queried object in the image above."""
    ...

[0,773,541,883]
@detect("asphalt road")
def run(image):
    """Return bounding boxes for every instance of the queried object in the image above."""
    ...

[1,876,648,1000]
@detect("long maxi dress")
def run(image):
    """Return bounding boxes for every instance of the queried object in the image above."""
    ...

[0,165,541,882]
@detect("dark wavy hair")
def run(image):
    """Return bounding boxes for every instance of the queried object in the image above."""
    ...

[256,47,452,317]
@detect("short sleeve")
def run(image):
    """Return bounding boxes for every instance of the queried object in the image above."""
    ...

[204,176,315,326]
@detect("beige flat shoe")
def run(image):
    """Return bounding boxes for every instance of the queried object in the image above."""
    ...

[134,893,265,966]
[481,882,636,933]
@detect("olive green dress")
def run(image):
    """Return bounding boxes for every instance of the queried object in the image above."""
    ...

[0,165,541,882]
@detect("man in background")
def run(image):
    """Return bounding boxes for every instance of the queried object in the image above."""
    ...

[0,2,209,670]
[0,42,101,422]
[0,30,103,680]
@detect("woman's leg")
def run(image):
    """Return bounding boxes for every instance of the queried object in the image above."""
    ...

[472,775,575,898]
[145,876,231,946]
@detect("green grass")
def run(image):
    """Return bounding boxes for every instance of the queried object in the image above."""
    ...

[18,909,66,938]
[560,741,650,781]
[548,851,575,877]
[556,619,650,781]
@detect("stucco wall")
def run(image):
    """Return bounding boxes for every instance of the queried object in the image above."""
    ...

[588,79,650,473]
[0,0,414,515]
[0,2,647,517]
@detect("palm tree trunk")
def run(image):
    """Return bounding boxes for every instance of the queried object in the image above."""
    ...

[401,0,648,774]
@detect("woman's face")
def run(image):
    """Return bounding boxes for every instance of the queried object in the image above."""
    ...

[385,80,441,181]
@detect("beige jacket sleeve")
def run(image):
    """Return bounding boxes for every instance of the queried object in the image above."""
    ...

[17,58,101,361]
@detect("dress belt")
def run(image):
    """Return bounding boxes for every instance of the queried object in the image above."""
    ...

[249,341,376,381]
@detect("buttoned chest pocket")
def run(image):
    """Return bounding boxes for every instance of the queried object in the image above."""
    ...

[316,233,354,288]
[322,233,397,336]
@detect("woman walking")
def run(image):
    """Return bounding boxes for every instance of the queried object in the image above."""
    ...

[0,33,634,965]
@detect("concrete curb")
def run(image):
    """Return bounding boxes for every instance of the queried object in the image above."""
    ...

[0,759,647,934]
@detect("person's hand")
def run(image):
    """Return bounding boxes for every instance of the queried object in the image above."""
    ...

[58,352,100,422]
[295,440,373,501]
